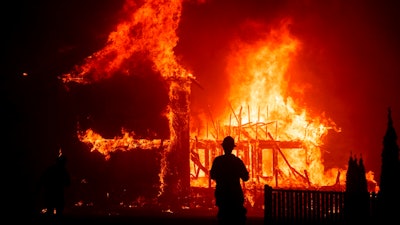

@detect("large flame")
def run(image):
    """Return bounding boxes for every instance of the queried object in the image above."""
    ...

[61,0,193,199]
[62,0,378,201]
[60,0,193,83]
[202,19,343,188]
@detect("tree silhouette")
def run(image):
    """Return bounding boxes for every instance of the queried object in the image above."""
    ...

[345,154,357,192]
[344,154,369,224]
[358,156,368,193]
[378,107,400,221]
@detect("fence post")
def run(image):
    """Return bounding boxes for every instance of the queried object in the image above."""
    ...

[264,185,272,225]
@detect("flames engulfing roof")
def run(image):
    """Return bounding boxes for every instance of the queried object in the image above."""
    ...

[58,0,380,209]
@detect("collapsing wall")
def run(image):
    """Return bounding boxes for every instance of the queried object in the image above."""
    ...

[158,78,191,209]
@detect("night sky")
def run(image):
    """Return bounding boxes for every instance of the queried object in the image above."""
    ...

[2,0,400,216]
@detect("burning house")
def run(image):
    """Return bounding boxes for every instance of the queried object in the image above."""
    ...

[59,0,378,212]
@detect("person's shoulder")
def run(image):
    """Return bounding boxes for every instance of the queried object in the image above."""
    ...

[214,155,224,160]
[213,155,226,163]
[233,155,245,163]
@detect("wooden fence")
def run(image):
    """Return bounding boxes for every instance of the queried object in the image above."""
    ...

[263,185,378,225]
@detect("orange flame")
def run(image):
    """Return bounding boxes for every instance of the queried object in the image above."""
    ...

[62,0,193,198]
[63,0,377,193]
[188,20,346,189]
[78,128,165,160]
[227,21,336,187]
[60,0,193,83]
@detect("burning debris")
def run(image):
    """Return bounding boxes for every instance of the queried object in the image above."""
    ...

[59,0,378,212]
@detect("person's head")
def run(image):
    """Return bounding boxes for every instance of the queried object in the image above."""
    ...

[222,136,236,154]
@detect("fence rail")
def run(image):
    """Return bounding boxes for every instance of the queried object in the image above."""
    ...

[263,185,378,225]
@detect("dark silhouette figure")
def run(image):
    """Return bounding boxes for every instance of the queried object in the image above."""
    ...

[39,154,71,217]
[210,136,249,225]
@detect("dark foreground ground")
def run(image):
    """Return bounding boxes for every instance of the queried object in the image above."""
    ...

[29,208,264,225]
[32,215,264,225]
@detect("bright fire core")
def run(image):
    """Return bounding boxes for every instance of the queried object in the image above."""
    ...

[61,0,378,200]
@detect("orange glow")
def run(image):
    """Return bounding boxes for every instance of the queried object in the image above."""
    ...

[189,19,348,190]
[59,0,193,83]
[63,0,378,195]
[78,128,165,159]
[63,0,193,199]
[225,20,337,188]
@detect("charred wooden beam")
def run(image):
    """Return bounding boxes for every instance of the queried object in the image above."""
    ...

[194,139,303,149]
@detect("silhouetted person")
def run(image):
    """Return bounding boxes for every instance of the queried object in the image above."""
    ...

[39,154,71,217]
[210,136,249,225]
